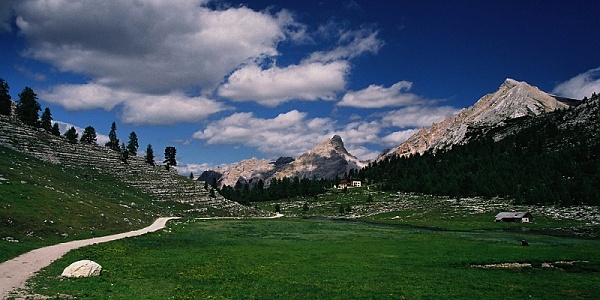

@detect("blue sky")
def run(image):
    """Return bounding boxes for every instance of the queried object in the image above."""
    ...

[1,0,599,175]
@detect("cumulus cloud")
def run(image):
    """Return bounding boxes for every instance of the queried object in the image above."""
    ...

[119,95,229,125]
[380,105,459,128]
[305,27,383,63]
[176,163,218,177]
[14,0,294,94]
[218,26,383,106]
[218,61,349,106]
[339,81,425,108]
[41,83,229,125]
[380,129,419,146]
[12,0,310,123]
[193,110,336,157]
[191,108,402,161]
[552,66,600,99]
[53,121,110,146]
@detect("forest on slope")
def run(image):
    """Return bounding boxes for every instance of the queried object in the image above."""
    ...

[359,94,600,206]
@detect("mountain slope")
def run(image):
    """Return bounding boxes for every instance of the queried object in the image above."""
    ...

[0,115,266,218]
[378,79,573,160]
[205,135,367,188]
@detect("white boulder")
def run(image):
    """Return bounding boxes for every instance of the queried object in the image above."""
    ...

[61,260,102,278]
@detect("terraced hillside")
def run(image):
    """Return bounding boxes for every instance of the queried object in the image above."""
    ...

[0,115,269,218]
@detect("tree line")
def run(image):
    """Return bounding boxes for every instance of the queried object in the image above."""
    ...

[1,77,177,169]
[218,176,335,205]
[359,94,600,206]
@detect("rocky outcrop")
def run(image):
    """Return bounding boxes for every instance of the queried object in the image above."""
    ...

[61,260,102,278]
[205,135,367,188]
[378,78,574,160]
[0,115,268,216]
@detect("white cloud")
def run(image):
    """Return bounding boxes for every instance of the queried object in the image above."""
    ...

[41,84,125,111]
[217,26,383,106]
[380,129,419,146]
[53,121,110,146]
[380,105,459,128]
[14,0,292,94]
[119,94,230,125]
[552,66,600,99]
[306,27,383,63]
[193,110,335,157]
[218,61,349,106]
[339,121,381,145]
[176,163,216,177]
[41,83,229,125]
[339,81,424,108]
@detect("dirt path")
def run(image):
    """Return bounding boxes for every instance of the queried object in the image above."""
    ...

[0,217,179,299]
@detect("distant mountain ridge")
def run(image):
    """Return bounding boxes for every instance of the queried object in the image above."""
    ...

[201,135,367,188]
[377,78,576,161]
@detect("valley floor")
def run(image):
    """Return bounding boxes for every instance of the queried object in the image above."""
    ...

[0,217,178,299]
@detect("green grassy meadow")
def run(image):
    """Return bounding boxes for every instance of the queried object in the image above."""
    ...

[25,218,600,299]
[0,146,163,262]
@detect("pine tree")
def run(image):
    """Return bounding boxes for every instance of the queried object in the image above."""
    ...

[16,87,41,126]
[105,122,120,151]
[145,144,155,165]
[39,107,53,131]
[0,78,12,116]
[189,172,194,179]
[127,131,138,156]
[120,142,129,163]
[80,126,97,144]
[164,146,177,169]
[64,126,78,144]
[51,123,61,136]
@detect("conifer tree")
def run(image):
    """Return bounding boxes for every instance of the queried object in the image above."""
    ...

[64,126,78,144]
[120,142,129,163]
[145,144,155,165]
[40,107,53,131]
[127,131,139,156]
[189,172,194,179]
[0,78,12,116]
[80,126,98,144]
[163,146,177,170]
[105,122,120,151]
[51,123,61,136]
[16,87,41,126]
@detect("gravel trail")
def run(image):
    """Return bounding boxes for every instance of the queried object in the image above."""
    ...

[0,217,178,299]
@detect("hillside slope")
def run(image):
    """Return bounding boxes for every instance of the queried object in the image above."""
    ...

[0,115,267,218]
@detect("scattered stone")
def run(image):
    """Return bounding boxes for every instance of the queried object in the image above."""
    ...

[61,260,102,278]
[3,237,20,243]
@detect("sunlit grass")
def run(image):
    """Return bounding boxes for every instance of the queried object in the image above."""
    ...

[27,218,600,299]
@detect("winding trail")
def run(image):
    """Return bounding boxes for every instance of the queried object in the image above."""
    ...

[0,217,179,299]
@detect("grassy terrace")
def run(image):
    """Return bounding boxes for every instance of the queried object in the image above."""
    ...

[0,146,162,262]
[25,218,600,299]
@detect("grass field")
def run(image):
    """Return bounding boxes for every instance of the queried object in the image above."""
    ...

[24,218,600,299]
[0,146,163,262]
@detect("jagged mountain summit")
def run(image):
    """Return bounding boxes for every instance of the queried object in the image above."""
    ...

[377,78,575,161]
[202,135,367,188]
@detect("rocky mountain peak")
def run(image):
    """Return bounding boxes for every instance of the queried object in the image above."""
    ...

[204,135,366,188]
[377,78,573,161]
[307,135,349,157]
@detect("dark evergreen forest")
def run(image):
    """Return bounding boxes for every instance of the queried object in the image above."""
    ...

[219,176,335,205]
[359,94,599,206]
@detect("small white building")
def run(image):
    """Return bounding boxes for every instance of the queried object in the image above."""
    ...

[494,212,533,223]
